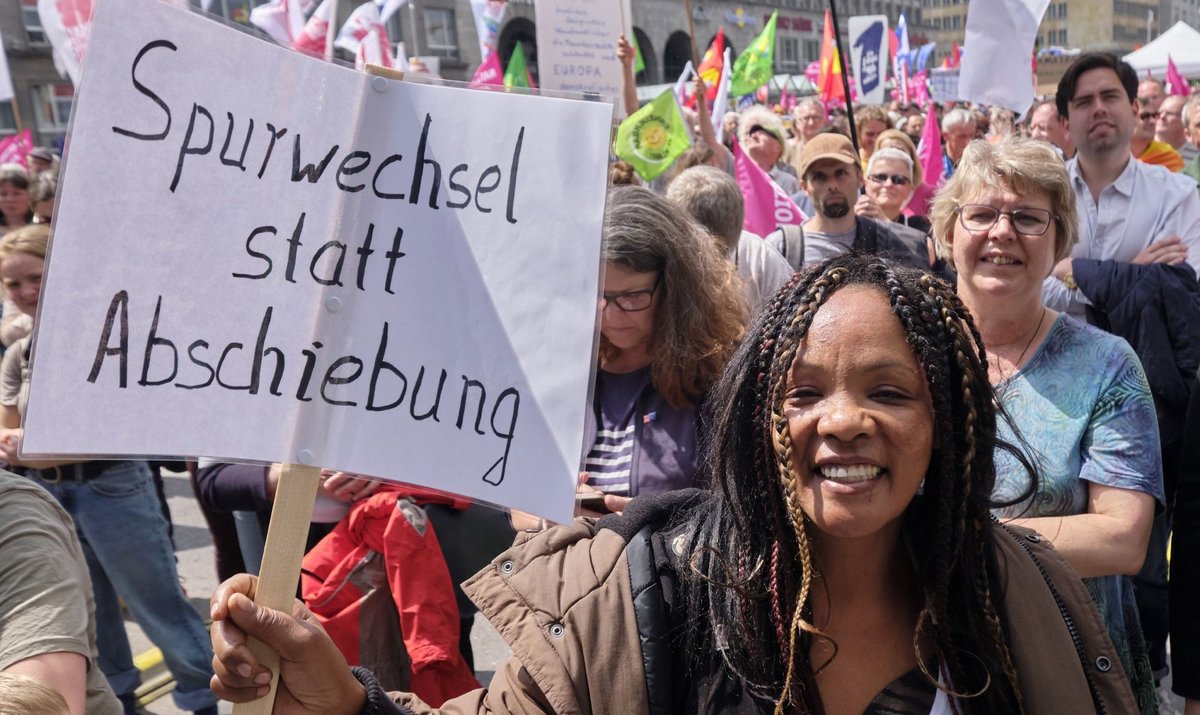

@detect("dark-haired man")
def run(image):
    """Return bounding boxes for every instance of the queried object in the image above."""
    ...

[1051,52,1200,705]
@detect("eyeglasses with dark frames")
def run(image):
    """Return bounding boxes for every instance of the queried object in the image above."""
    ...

[956,204,1058,236]
[601,276,660,312]
[867,173,912,186]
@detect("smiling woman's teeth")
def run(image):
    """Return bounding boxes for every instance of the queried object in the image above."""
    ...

[816,465,882,482]
[983,256,1018,265]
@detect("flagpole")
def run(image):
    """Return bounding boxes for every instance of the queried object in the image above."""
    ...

[827,0,859,152]
[324,0,339,62]
[682,0,701,70]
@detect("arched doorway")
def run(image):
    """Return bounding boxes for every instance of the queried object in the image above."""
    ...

[497,17,538,85]
[663,31,691,83]
[704,32,736,61]
[632,27,657,84]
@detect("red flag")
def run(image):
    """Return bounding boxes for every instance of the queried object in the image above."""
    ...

[690,28,725,106]
[949,42,960,69]
[817,9,844,103]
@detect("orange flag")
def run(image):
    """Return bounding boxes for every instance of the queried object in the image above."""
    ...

[690,27,725,105]
[818,9,844,102]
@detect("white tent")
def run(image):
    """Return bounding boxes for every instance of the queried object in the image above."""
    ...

[1123,21,1200,78]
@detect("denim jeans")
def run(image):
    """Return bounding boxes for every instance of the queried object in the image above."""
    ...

[30,461,217,712]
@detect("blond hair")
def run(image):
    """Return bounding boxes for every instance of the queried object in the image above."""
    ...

[930,137,1078,270]
[0,673,70,715]
[0,223,49,261]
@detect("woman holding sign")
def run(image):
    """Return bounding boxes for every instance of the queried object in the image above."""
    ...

[0,226,219,715]
[576,186,745,515]
[210,253,1136,713]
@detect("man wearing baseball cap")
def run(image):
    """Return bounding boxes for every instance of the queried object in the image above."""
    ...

[768,132,927,269]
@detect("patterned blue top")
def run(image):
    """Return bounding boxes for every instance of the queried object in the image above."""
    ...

[991,313,1163,715]
[993,313,1164,514]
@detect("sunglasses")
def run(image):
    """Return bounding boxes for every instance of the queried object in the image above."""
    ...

[1139,111,1160,121]
[867,173,912,186]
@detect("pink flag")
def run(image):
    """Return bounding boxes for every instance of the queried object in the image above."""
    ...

[469,51,504,88]
[1167,56,1189,96]
[336,1,381,56]
[354,24,395,70]
[909,70,929,107]
[0,130,33,167]
[292,0,333,56]
[733,140,806,237]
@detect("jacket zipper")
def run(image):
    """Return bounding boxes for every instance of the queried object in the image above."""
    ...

[999,523,1107,714]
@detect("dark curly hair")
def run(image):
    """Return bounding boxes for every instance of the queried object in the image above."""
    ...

[679,253,1037,714]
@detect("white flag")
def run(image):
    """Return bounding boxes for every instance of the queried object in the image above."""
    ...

[250,0,307,45]
[335,1,381,55]
[711,47,732,143]
[958,0,1050,116]
[355,23,395,70]
[673,60,694,106]
[0,37,13,102]
[467,0,506,60]
[292,0,333,56]
[37,0,91,84]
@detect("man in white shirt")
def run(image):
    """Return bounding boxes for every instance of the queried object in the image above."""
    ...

[1044,53,1200,319]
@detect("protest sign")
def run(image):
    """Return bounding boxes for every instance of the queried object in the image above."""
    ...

[848,15,888,106]
[535,0,632,98]
[929,68,960,104]
[959,0,1049,116]
[22,0,613,524]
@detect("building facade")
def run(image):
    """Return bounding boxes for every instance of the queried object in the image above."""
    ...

[923,0,1176,63]
[0,0,75,147]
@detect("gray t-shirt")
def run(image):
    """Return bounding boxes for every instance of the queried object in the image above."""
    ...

[801,228,857,264]
[0,335,30,416]
[0,472,123,714]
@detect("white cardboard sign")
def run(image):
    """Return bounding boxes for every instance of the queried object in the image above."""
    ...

[22,0,613,523]
[535,0,632,100]
[929,68,961,104]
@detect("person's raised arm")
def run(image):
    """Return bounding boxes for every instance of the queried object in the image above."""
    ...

[691,75,729,167]
[616,35,639,118]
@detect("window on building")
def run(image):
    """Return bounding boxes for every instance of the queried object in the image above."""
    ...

[0,103,16,135]
[423,7,458,59]
[779,36,800,72]
[803,39,820,64]
[21,0,45,44]
[33,83,73,137]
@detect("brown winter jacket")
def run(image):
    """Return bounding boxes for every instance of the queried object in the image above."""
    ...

[384,500,1137,714]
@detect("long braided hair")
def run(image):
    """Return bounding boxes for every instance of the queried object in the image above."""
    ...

[680,253,1037,714]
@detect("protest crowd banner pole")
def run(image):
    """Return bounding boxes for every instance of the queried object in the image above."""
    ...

[231,463,324,715]
[682,0,702,71]
[324,0,339,62]
[827,0,859,152]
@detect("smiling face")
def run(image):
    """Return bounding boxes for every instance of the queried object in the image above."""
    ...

[949,186,1058,304]
[864,157,914,220]
[1066,67,1137,158]
[600,262,658,366]
[0,251,44,317]
[783,286,933,541]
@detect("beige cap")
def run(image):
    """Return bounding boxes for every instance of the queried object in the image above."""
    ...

[797,133,860,178]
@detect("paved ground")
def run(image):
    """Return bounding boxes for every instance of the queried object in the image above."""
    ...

[130,468,1185,714]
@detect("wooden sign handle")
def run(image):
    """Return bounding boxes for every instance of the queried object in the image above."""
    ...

[231,463,323,715]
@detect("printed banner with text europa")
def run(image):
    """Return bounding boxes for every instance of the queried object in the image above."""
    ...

[22,0,613,522]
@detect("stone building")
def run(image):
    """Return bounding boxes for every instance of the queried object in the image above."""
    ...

[0,0,74,148]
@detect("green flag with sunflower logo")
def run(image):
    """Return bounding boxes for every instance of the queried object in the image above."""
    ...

[615,89,690,181]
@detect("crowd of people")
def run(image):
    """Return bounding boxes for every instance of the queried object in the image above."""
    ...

[3,46,1200,715]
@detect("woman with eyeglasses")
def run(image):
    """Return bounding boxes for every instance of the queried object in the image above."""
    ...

[857,147,931,234]
[931,136,1164,712]
[575,186,746,515]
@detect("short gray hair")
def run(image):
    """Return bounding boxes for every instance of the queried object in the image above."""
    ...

[666,165,745,252]
[866,147,914,177]
[1184,96,1200,130]
[941,107,976,133]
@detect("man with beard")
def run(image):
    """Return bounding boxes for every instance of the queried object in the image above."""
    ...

[782,133,927,269]
[1048,54,1200,707]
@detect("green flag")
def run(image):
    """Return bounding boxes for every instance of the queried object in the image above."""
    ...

[631,34,645,74]
[730,11,778,96]
[504,42,535,89]
[615,89,690,181]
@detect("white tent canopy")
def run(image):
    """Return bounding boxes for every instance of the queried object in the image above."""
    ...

[1123,21,1200,78]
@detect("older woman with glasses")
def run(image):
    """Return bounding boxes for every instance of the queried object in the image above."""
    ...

[931,136,1164,712]
[856,147,930,234]
[575,186,745,514]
